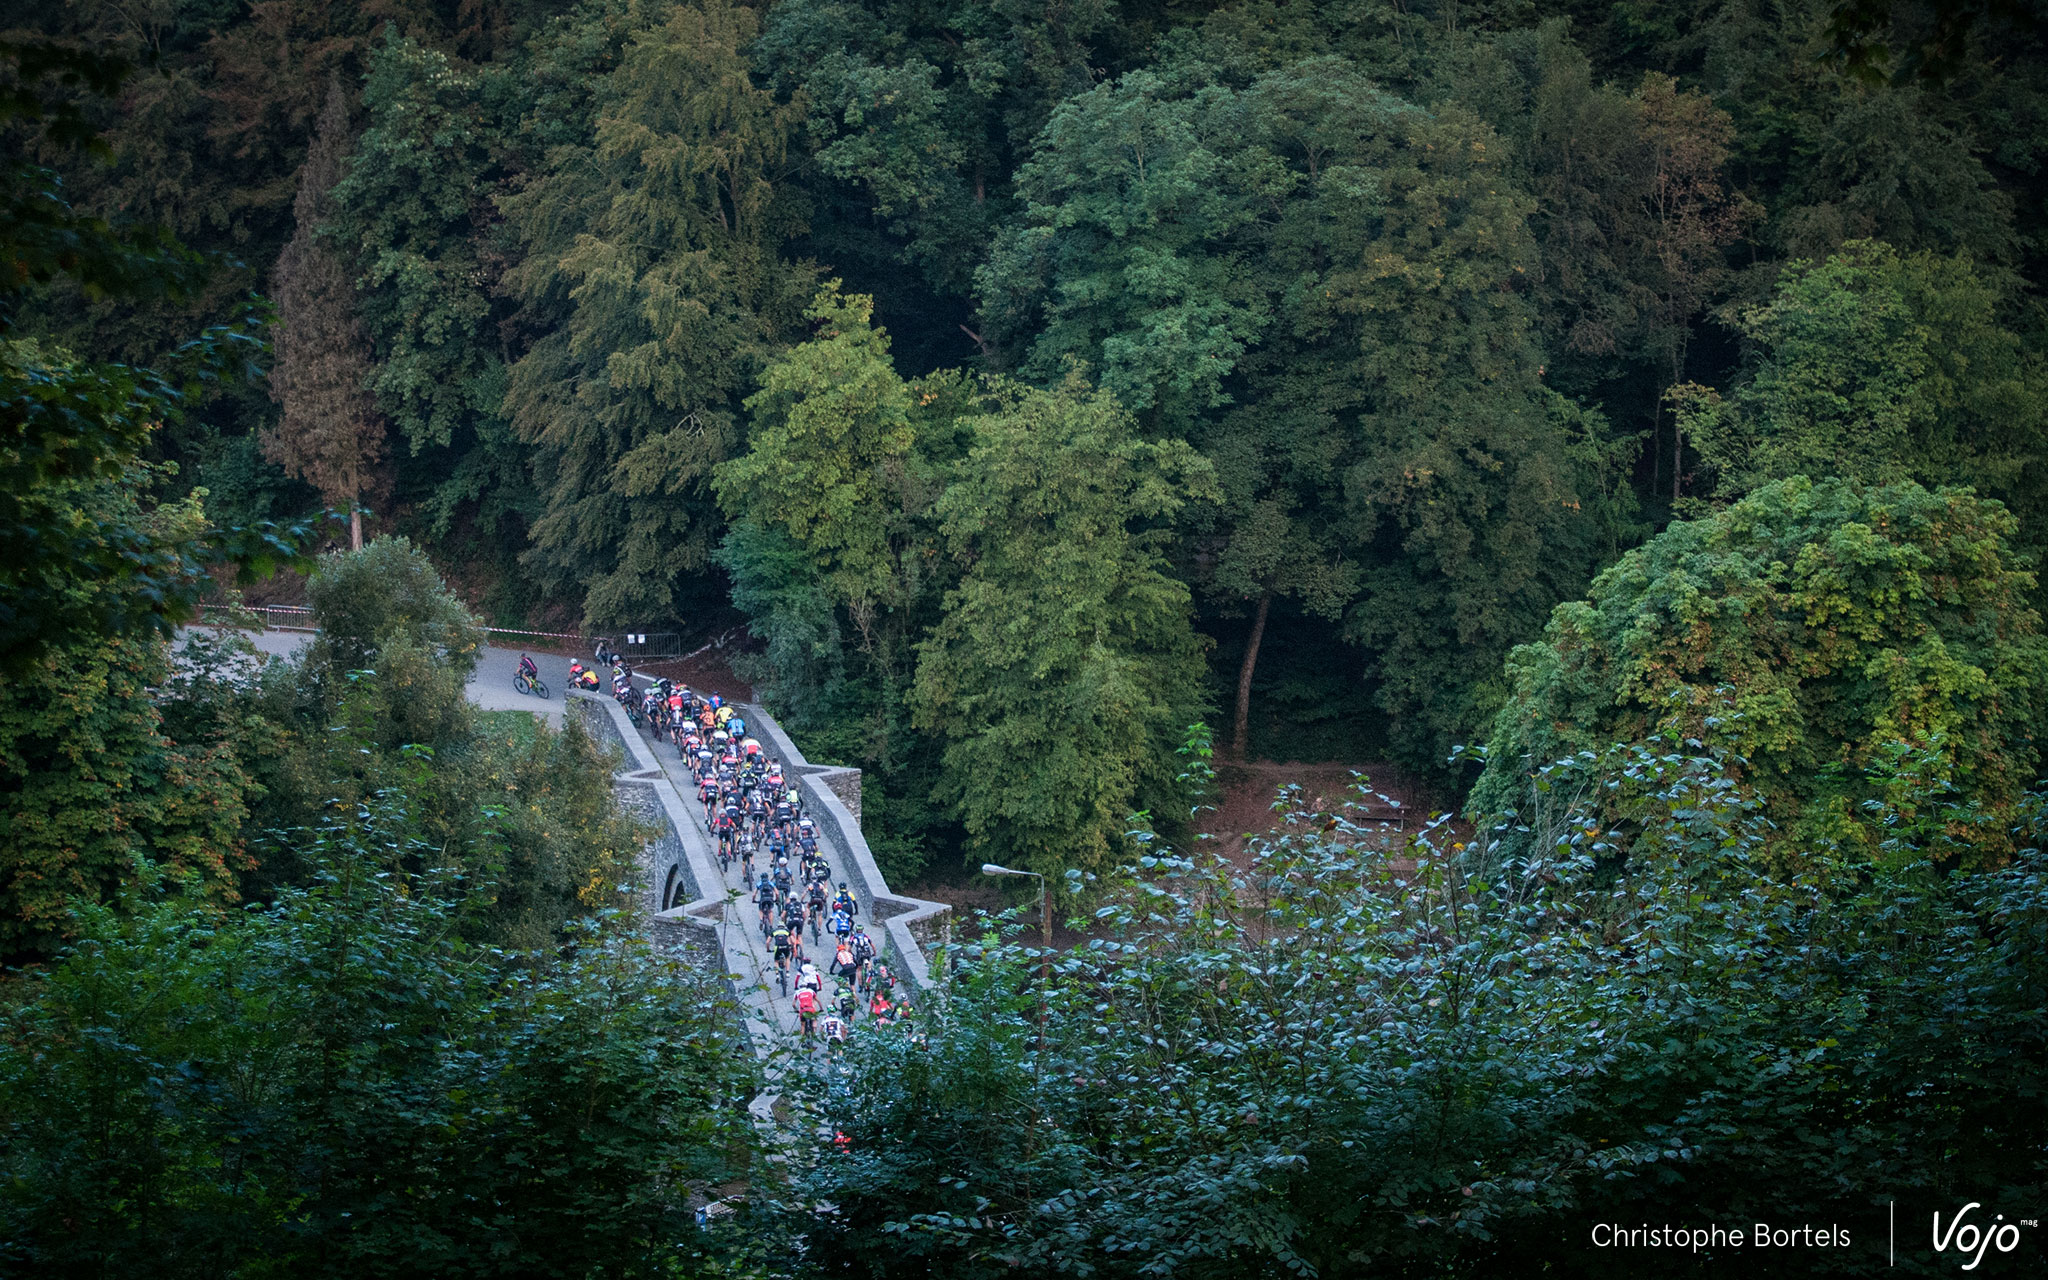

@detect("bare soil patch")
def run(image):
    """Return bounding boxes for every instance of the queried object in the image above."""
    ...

[1196,758,1431,868]
[903,756,1435,947]
[629,629,758,703]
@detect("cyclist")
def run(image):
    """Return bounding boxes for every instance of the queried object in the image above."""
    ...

[772,858,794,900]
[737,830,756,880]
[807,879,829,943]
[828,904,854,951]
[755,875,778,938]
[849,927,876,989]
[771,924,794,987]
[831,882,857,923]
[783,896,808,950]
[794,983,820,1038]
[819,1007,847,1054]
[517,653,539,681]
[830,937,855,977]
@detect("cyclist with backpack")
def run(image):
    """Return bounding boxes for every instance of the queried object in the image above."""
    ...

[771,924,794,990]
[849,927,876,990]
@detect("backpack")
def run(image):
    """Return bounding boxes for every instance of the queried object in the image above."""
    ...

[795,989,818,1015]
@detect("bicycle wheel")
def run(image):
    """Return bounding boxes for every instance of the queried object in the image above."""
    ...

[777,967,789,996]
[513,673,532,696]
[534,678,549,699]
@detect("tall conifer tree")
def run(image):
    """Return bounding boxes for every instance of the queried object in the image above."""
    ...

[502,0,813,625]
[265,77,384,549]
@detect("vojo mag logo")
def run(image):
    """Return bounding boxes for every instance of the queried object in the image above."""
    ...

[1930,1203,2036,1270]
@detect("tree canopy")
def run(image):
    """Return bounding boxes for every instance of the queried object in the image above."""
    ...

[1473,476,2048,867]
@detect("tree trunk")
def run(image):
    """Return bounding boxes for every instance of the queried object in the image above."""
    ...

[349,503,363,551]
[1232,591,1272,762]
[1673,414,1684,502]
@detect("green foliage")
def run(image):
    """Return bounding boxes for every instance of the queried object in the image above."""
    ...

[720,285,920,612]
[981,49,1634,768]
[1681,239,2048,504]
[802,747,2048,1276]
[501,0,815,625]
[303,535,485,685]
[1474,476,2048,867]
[230,538,640,944]
[0,623,255,963]
[911,375,1217,880]
[0,798,760,1278]
[334,31,534,541]
[0,328,299,673]
[717,517,847,712]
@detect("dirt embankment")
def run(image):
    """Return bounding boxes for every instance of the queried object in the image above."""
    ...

[907,757,1437,947]
[1195,758,1434,867]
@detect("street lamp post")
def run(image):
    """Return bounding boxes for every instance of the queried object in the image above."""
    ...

[979,862,1052,953]
[982,861,1054,1171]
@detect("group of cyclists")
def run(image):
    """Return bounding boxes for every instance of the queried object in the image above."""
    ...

[557,648,908,1053]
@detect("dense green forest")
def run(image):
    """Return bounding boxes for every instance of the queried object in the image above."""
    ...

[4,2,2047,1275]
[13,0,2048,879]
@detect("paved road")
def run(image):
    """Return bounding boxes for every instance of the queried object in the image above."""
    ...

[183,627,572,728]
[468,642,570,726]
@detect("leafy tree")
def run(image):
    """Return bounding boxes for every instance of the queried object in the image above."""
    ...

[980,51,1632,770]
[1631,70,1759,498]
[1679,239,2047,507]
[1473,476,2048,867]
[0,797,760,1277]
[0,482,257,961]
[301,533,484,692]
[501,0,814,625]
[264,76,385,550]
[718,284,921,620]
[910,374,1216,881]
[715,284,980,876]
[333,31,532,542]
